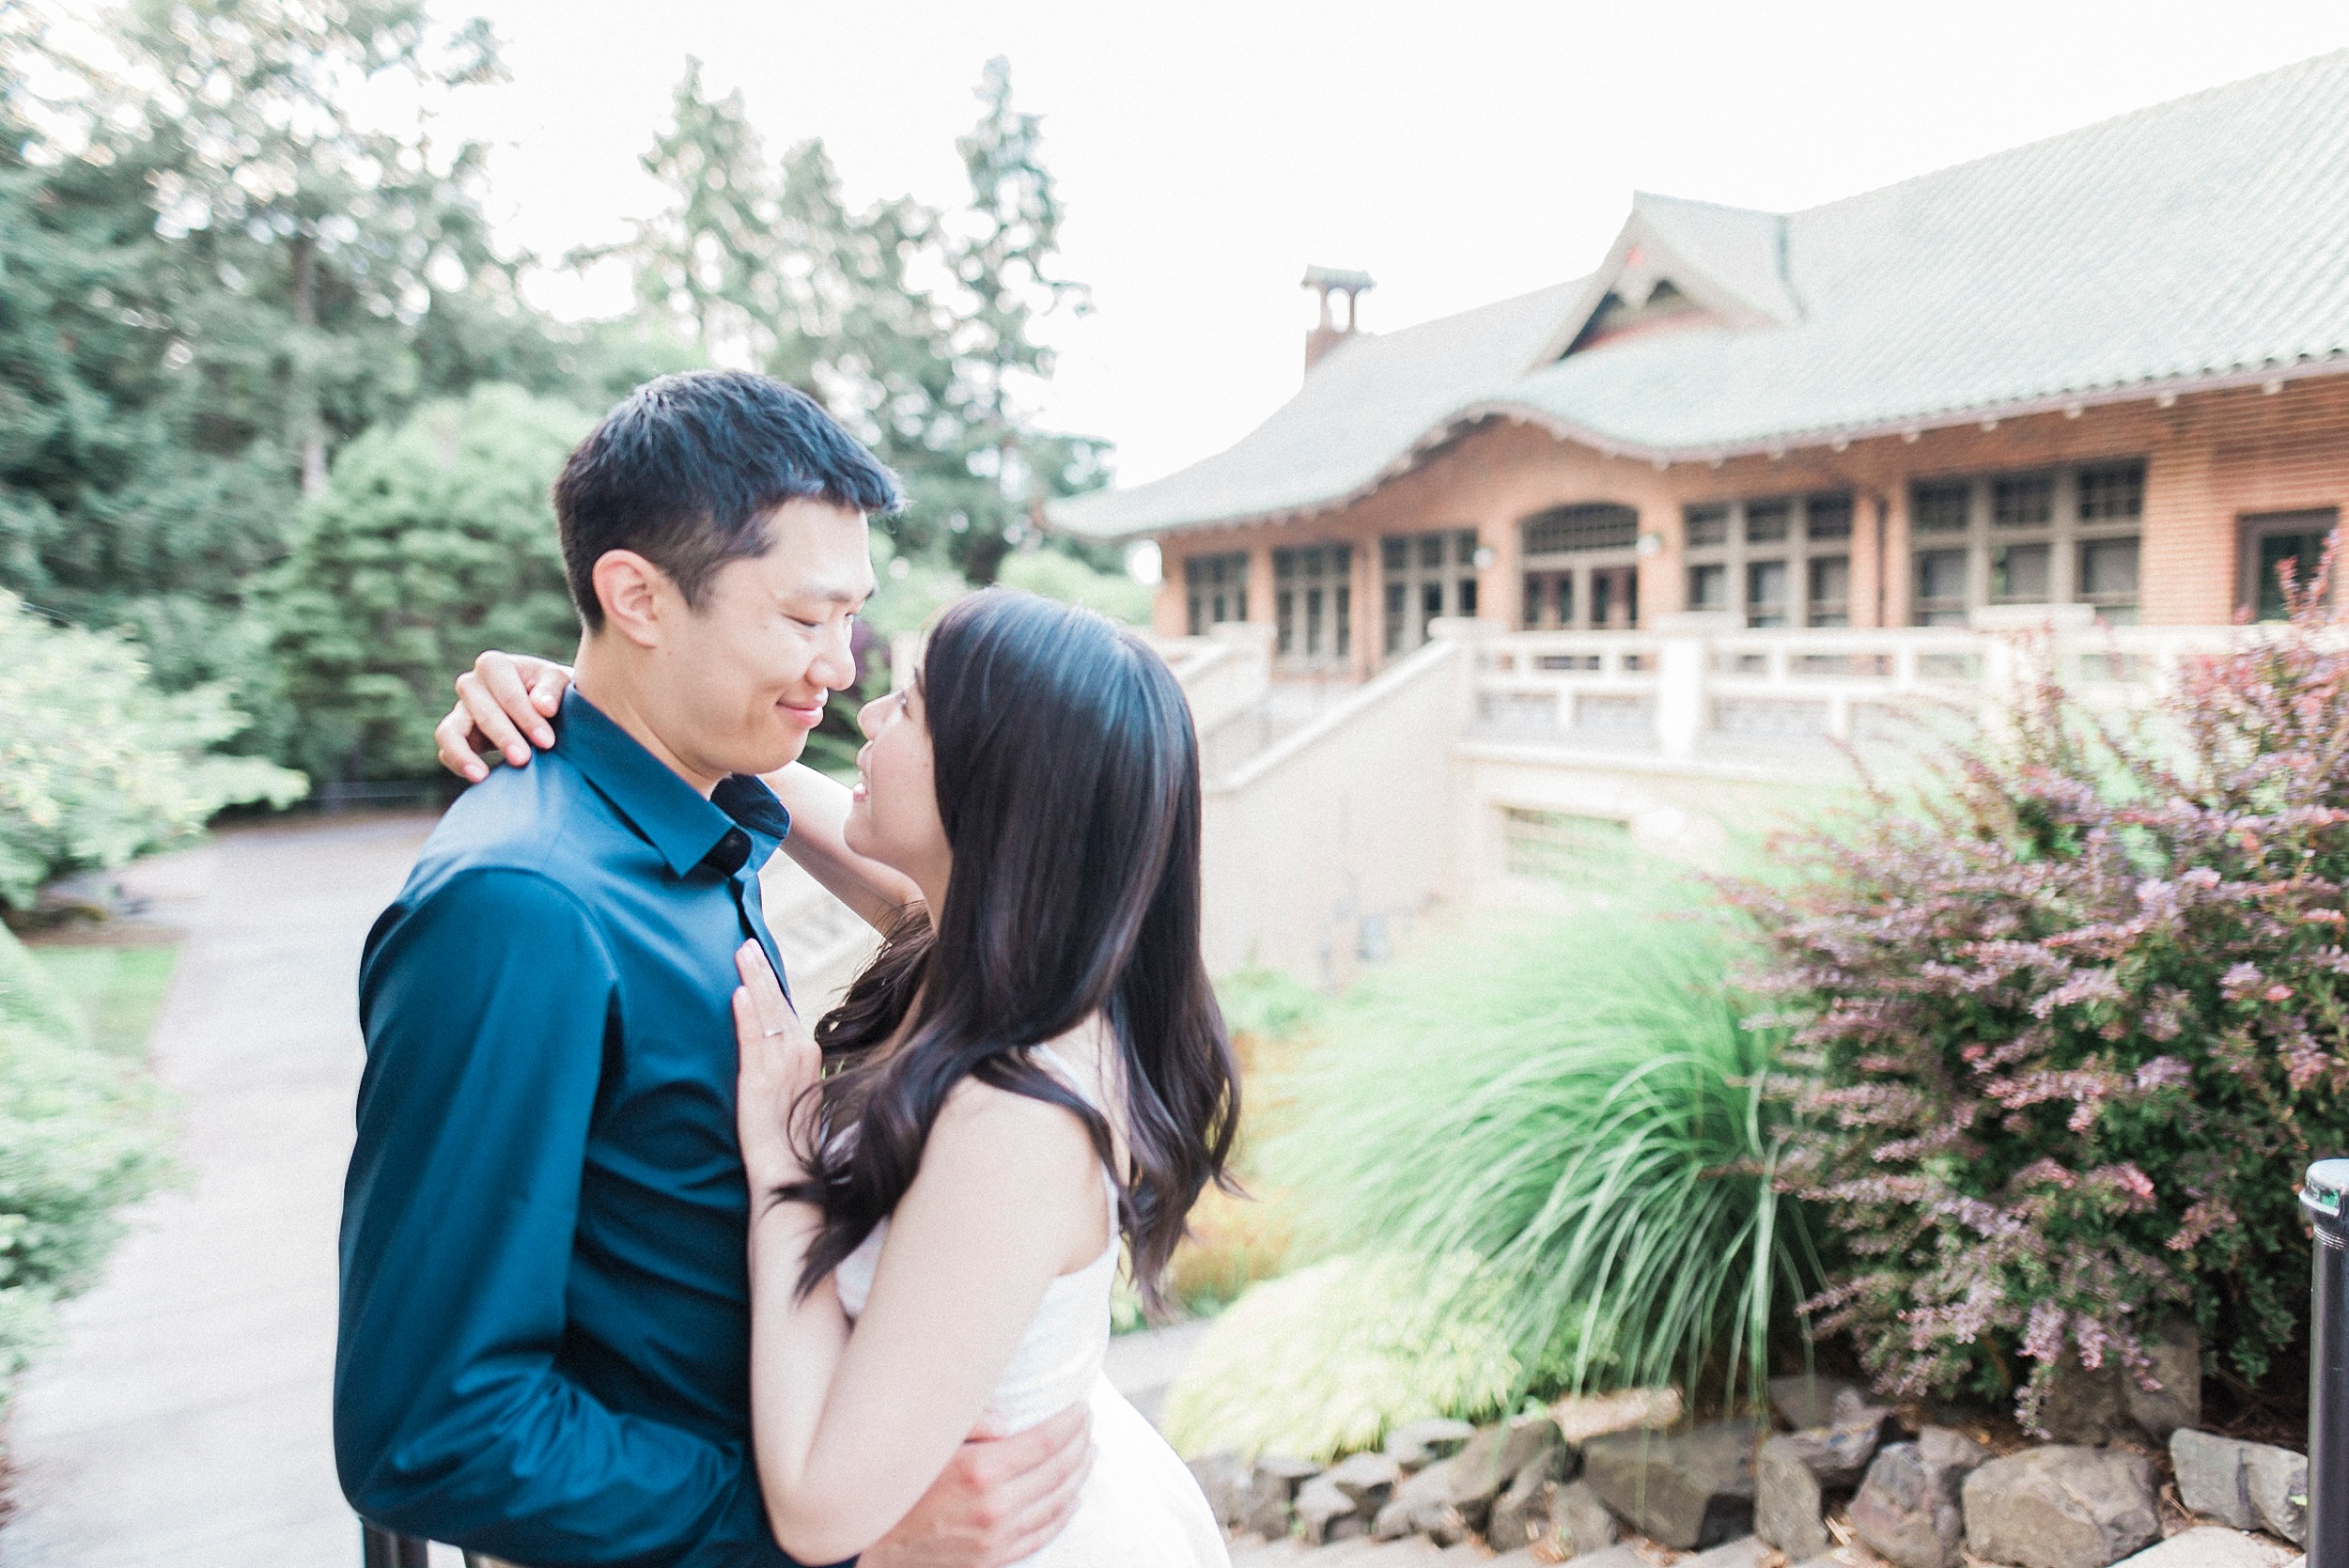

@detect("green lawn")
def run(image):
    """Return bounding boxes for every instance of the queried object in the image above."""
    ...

[27,944,181,1060]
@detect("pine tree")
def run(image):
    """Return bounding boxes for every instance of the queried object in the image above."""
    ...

[924,55,1107,582]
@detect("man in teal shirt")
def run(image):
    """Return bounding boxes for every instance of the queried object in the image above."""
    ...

[336,371,1088,1567]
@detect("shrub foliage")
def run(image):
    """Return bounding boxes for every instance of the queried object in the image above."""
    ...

[264,385,592,782]
[1727,595,2349,1427]
[0,593,305,910]
[994,550,1155,626]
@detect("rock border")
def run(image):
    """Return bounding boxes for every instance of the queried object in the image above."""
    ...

[1193,1384,2303,1568]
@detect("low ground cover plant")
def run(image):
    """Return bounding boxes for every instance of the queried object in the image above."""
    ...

[23,945,179,1061]
[0,924,173,1391]
[1726,587,2349,1429]
[1159,1250,1522,1461]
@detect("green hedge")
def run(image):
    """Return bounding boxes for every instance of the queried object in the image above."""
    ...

[994,550,1155,626]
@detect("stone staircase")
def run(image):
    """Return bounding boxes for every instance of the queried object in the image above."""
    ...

[1196,678,1357,782]
[757,850,881,1013]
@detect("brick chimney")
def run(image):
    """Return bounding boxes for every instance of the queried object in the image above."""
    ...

[1302,265,1375,372]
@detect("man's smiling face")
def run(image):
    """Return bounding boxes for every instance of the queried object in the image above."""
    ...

[644,496,876,783]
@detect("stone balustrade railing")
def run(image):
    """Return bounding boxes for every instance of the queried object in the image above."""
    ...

[1465,612,2315,759]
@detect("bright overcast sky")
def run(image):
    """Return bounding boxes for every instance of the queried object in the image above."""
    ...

[431,0,2349,489]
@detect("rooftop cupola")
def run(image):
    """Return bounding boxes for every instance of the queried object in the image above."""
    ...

[1302,265,1375,372]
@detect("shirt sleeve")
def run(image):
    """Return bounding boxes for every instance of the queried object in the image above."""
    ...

[334,866,802,1568]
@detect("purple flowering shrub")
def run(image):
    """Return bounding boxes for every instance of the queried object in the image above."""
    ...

[1724,577,2349,1428]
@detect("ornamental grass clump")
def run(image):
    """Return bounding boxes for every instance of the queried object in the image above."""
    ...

[1263,897,1815,1416]
[1723,567,2349,1429]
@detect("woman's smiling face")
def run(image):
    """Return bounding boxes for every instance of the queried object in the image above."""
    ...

[845,676,951,894]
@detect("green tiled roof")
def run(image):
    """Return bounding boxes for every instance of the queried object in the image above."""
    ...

[1055,51,2349,541]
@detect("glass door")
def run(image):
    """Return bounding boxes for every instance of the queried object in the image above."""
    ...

[1273,544,1353,670]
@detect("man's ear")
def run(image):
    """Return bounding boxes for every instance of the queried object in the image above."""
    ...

[591,550,673,649]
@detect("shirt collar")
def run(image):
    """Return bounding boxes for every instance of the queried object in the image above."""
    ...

[555,688,792,878]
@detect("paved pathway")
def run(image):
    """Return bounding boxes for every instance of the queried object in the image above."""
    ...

[2,816,436,1568]
[0,815,1207,1567]
[1102,1317,1215,1428]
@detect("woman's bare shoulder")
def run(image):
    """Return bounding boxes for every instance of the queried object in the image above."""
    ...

[928,1069,1095,1166]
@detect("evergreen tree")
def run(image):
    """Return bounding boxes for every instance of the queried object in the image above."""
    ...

[615,56,1109,584]
[0,7,286,703]
[922,56,1108,583]
[0,1,629,749]
[614,63,950,456]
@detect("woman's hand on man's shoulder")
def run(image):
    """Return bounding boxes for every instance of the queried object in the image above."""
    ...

[436,651,574,782]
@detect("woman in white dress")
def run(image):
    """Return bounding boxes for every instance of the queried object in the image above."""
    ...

[727,587,1238,1566]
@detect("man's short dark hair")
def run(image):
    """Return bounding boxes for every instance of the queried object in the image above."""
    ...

[553,369,903,630]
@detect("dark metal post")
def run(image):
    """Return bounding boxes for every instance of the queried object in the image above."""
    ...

[359,1521,428,1568]
[2304,1159,2349,1568]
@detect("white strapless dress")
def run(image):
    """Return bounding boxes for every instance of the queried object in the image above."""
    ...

[832,1054,1229,1567]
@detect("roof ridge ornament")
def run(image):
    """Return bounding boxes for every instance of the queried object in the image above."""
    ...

[1534,194,1800,366]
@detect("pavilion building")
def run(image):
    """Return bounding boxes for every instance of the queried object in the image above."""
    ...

[1053,50,2349,678]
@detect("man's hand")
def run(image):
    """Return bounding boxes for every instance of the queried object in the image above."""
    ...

[859,1403,1092,1568]
[435,650,573,783]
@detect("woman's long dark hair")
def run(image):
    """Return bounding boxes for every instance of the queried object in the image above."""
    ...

[781,587,1240,1310]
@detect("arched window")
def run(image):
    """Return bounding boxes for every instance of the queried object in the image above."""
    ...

[1520,504,1640,630]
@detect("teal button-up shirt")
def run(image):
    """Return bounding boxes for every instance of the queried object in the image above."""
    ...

[336,689,812,1567]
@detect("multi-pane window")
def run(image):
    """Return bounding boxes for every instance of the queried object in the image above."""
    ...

[1183,551,1249,636]
[1501,807,1631,880]
[1274,544,1352,668]
[1521,504,1639,631]
[1809,555,1852,626]
[1911,482,1970,624]
[1906,460,2143,625]
[2239,509,2340,621]
[1681,493,1852,628]
[1381,528,1480,656]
